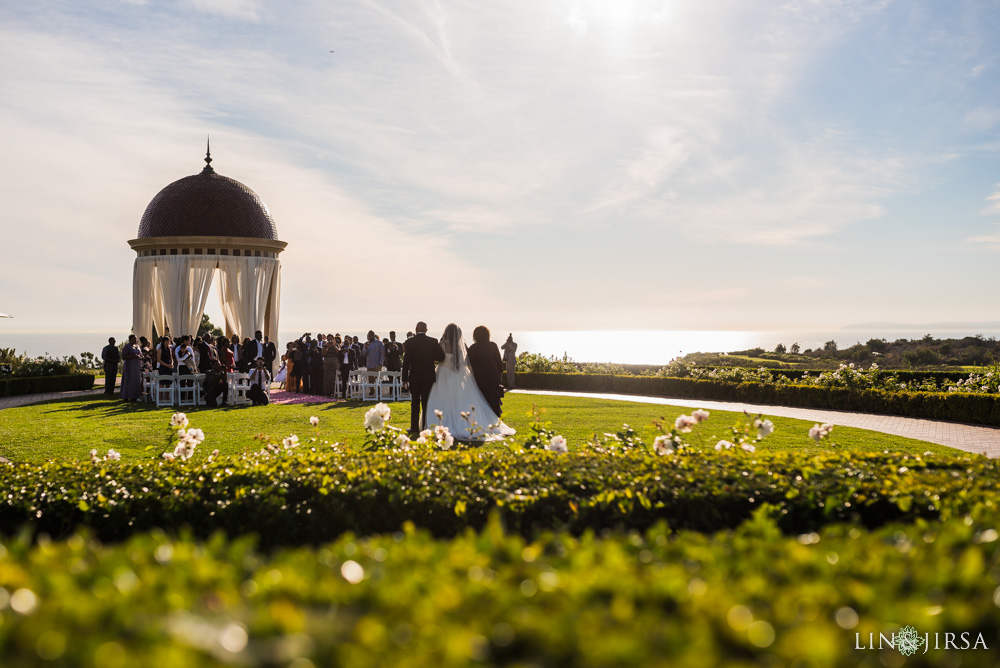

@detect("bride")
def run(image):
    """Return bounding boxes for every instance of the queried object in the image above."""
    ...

[426,324,516,441]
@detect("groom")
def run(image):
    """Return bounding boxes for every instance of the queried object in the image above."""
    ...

[402,321,445,433]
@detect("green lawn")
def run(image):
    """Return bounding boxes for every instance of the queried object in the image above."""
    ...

[0,392,958,462]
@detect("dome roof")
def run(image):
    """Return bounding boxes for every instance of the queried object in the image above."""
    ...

[137,155,278,240]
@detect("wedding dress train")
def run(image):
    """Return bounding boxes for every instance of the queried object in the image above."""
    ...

[426,326,516,441]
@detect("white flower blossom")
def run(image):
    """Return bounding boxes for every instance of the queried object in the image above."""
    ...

[741,443,756,453]
[415,429,433,444]
[105,449,121,461]
[309,416,319,426]
[393,433,412,449]
[755,419,775,438]
[373,403,391,421]
[434,409,444,421]
[715,440,735,451]
[186,428,205,443]
[692,409,710,423]
[674,415,696,433]
[162,452,176,461]
[434,425,454,449]
[808,425,823,442]
[90,449,99,463]
[653,435,675,455]
[282,435,300,449]
[170,413,189,429]
[363,410,385,431]
[546,435,568,453]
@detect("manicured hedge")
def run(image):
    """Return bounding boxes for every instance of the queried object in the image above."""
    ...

[1,516,998,667]
[517,372,1000,426]
[1,449,997,546]
[0,373,95,398]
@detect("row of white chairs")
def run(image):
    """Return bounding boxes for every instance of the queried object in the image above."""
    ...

[142,372,269,407]
[344,369,409,402]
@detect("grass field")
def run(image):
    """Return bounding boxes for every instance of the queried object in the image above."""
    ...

[0,392,957,462]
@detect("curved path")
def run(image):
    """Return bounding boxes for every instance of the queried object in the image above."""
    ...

[511,389,1000,458]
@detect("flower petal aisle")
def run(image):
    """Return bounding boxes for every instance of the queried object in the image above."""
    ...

[268,389,341,405]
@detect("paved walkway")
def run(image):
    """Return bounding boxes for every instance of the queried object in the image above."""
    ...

[512,389,1000,458]
[0,388,106,410]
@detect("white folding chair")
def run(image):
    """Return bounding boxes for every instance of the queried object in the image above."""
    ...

[229,373,252,406]
[361,369,381,401]
[379,370,400,402]
[176,374,198,406]
[347,370,364,400]
[142,372,154,403]
[155,374,177,407]
[397,374,411,402]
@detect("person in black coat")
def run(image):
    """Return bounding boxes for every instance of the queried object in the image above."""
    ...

[467,325,505,417]
[100,337,120,396]
[263,336,277,375]
[402,321,446,433]
[336,338,357,397]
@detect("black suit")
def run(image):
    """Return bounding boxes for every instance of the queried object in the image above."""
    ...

[101,344,120,395]
[402,333,445,432]
[467,341,505,417]
[263,341,277,373]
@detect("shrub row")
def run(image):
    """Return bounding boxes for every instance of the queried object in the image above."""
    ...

[517,372,1000,426]
[1,515,998,667]
[0,373,95,398]
[1,449,997,546]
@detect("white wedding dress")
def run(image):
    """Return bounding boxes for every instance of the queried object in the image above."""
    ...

[426,327,516,441]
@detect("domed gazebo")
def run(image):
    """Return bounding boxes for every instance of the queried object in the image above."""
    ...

[128,143,286,343]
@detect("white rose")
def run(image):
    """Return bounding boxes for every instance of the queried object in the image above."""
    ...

[546,435,568,453]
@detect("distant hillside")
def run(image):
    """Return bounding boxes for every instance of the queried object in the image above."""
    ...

[679,334,999,370]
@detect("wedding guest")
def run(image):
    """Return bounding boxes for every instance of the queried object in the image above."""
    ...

[248,358,271,405]
[203,360,229,407]
[385,331,403,372]
[197,333,216,373]
[263,336,277,375]
[363,330,386,370]
[236,337,255,372]
[156,336,174,375]
[323,338,340,395]
[251,330,266,362]
[175,336,195,375]
[295,336,312,393]
[138,337,153,375]
[100,337,120,396]
[120,335,143,401]
[468,326,505,417]
[284,341,299,393]
[338,338,357,397]
[309,340,325,395]
[501,333,518,389]
[217,336,235,372]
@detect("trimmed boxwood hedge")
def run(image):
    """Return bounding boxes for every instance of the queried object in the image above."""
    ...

[1,449,997,547]
[0,373,95,398]
[517,372,1000,426]
[1,515,999,667]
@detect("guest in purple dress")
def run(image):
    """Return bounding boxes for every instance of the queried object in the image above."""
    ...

[120,335,143,401]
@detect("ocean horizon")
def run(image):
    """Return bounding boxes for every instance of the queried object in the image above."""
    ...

[4,327,1000,366]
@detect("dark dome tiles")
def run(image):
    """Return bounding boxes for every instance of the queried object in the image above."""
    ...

[137,172,278,240]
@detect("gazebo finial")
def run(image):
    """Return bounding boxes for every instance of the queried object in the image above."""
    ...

[202,136,215,174]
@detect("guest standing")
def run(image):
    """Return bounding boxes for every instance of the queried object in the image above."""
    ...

[501,333,518,389]
[156,337,174,375]
[385,331,403,372]
[363,330,386,370]
[100,337,120,396]
[467,326,505,417]
[120,335,143,401]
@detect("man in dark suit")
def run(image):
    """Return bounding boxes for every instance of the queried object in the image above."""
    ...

[197,333,217,374]
[402,321,445,433]
[263,336,277,375]
[467,325,505,417]
[100,337,120,396]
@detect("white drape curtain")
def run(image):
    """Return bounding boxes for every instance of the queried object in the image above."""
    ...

[216,257,280,339]
[132,255,281,342]
[157,257,217,338]
[132,258,158,342]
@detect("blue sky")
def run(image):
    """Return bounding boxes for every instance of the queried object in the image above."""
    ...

[1,0,999,334]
